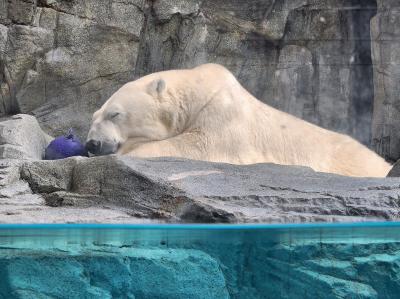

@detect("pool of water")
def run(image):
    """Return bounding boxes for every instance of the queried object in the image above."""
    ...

[0,223,399,299]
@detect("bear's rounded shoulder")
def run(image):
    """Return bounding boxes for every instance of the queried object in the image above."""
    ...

[193,63,232,74]
[191,63,238,85]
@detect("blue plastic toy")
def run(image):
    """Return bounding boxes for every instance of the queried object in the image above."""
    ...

[44,129,88,160]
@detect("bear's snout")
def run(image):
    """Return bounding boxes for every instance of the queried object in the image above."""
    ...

[85,139,120,156]
[86,139,101,155]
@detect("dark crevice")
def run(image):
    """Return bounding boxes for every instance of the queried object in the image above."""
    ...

[348,0,377,146]
[132,0,155,79]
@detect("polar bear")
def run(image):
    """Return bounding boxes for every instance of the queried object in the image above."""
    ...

[86,63,391,177]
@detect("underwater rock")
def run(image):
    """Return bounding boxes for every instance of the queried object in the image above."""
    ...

[0,226,400,298]
[248,241,400,299]
[0,248,229,299]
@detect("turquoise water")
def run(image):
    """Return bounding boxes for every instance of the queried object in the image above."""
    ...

[0,223,400,299]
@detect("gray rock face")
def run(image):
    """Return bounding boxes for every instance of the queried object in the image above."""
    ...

[371,0,400,162]
[0,114,51,160]
[387,160,400,177]
[0,153,393,223]
[135,0,377,146]
[272,45,315,121]
[0,0,381,148]
[1,0,144,139]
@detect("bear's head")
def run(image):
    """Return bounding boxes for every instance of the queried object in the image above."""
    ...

[86,78,176,156]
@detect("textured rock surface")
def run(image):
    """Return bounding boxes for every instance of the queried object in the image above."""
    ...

[388,160,400,177]
[0,153,395,223]
[0,225,400,298]
[0,248,229,299]
[0,0,382,148]
[371,0,400,162]
[1,0,144,139]
[250,241,400,299]
[0,114,51,160]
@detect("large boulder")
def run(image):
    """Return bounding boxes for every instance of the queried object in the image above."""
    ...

[0,114,51,160]
[9,154,400,223]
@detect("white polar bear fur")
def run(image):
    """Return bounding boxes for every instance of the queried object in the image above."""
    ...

[87,63,391,177]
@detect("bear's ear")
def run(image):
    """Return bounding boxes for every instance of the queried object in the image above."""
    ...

[147,79,166,98]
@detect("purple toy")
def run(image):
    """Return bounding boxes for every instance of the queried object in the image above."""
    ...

[45,129,88,160]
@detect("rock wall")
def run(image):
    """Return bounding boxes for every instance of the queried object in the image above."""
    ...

[0,0,145,140]
[371,0,400,162]
[0,0,381,145]
[136,0,378,146]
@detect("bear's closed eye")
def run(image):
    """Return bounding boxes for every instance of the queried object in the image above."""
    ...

[110,112,120,119]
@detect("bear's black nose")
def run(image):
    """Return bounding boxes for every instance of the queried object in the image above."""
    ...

[86,139,101,154]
